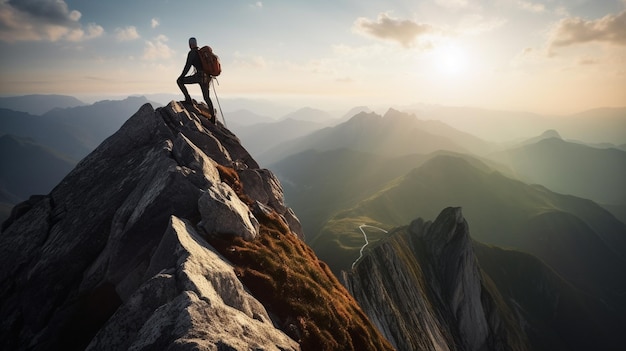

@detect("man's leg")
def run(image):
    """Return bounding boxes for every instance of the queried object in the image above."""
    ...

[200,76,215,123]
[177,76,195,102]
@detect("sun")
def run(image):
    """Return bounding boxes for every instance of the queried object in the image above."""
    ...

[433,44,469,76]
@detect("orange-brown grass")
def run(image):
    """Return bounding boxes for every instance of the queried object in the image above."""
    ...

[209,165,395,351]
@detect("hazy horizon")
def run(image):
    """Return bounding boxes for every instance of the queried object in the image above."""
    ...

[1,1,625,116]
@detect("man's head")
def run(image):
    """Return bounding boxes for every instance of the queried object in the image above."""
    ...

[189,37,197,48]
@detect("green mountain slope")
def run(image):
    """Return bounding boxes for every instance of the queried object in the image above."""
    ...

[315,154,626,308]
[491,137,626,207]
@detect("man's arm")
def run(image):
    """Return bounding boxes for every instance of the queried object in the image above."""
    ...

[179,51,192,78]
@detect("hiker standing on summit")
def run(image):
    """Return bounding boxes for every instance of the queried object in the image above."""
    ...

[177,37,215,121]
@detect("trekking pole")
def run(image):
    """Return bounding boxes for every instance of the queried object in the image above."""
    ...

[210,78,226,127]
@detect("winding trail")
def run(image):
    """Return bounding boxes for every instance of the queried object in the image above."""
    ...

[352,225,389,270]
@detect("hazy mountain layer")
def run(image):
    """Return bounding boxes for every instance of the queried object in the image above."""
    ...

[259,108,492,165]
[0,94,85,115]
[408,105,626,144]
[0,134,76,203]
[230,118,325,162]
[490,136,626,206]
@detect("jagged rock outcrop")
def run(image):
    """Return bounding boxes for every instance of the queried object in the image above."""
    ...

[0,101,329,350]
[344,207,528,351]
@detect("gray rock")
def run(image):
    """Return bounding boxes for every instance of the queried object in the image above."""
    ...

[0,101,302,350]
[344,207,526,351]
[87,216,297,351]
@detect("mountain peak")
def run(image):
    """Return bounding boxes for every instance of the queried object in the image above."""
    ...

[383,108,417,123]
[540,129,562,139]
[0,100,392,350]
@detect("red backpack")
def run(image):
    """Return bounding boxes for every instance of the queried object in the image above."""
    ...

[198,46,222,76]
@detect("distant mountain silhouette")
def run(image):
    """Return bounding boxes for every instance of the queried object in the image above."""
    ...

[0,134,75,202]
[42,96,160,152]
[224,109,275,126]
[1,96,158,160]
[491,136,626,207]
[406,105,626,144]
[279,107,336,123]
[518,129,562,145]
[259,108,493,165]
[0,108,89,159]
[339,106,372,123]
[231,118,325,163]
[0,94,85,115]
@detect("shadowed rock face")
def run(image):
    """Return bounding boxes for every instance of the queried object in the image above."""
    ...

[0,101,304,351]
[344,207,528,351]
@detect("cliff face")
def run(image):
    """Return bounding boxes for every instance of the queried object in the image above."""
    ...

[344,206,626,351]
[0,101,392,351]
[344,207,528,351]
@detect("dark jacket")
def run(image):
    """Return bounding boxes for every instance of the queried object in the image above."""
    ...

[179,48,202,77]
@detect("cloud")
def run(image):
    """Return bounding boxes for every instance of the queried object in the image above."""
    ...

[549,10,626,50]
[516,1,545,13]
[0,0,103,42]
[250,2,262,9]
[232,51,267,69]
[143,34,174,60]
[435,0,469,10]
[353,13,439,48]
[66,23,104,42]
[115,26,140,41]
[151,18,159,29]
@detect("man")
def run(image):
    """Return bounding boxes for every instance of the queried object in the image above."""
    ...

[177,37,215,122]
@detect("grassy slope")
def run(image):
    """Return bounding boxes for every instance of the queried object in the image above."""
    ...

[207,165,394,351]
[315,155,626,306]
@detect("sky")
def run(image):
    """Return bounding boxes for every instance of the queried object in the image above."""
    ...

[0,0,625,114]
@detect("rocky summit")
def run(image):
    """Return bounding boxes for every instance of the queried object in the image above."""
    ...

[0,101,392,351]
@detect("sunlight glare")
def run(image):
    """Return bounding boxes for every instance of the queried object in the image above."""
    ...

[434,44,469,76]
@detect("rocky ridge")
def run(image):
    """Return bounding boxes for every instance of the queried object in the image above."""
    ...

[344,207,528,351]
[0,101,391,350]
[344,206,625,351]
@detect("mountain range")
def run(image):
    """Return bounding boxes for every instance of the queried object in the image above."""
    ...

[1,94,624,350]
[0,94,85,115]
[491,135,626,218]
[0,96,164,221]
[258,108,494,165]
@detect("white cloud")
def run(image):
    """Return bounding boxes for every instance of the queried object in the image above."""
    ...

[250,2,262,9]
[66,23,104,42]
[115,26,140,41]
[549,10,626,51]
[151,18,159,29]
[353,13,440,48]
[516,1,546,13]
[143,35,175,60]
[0,0,102,42]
